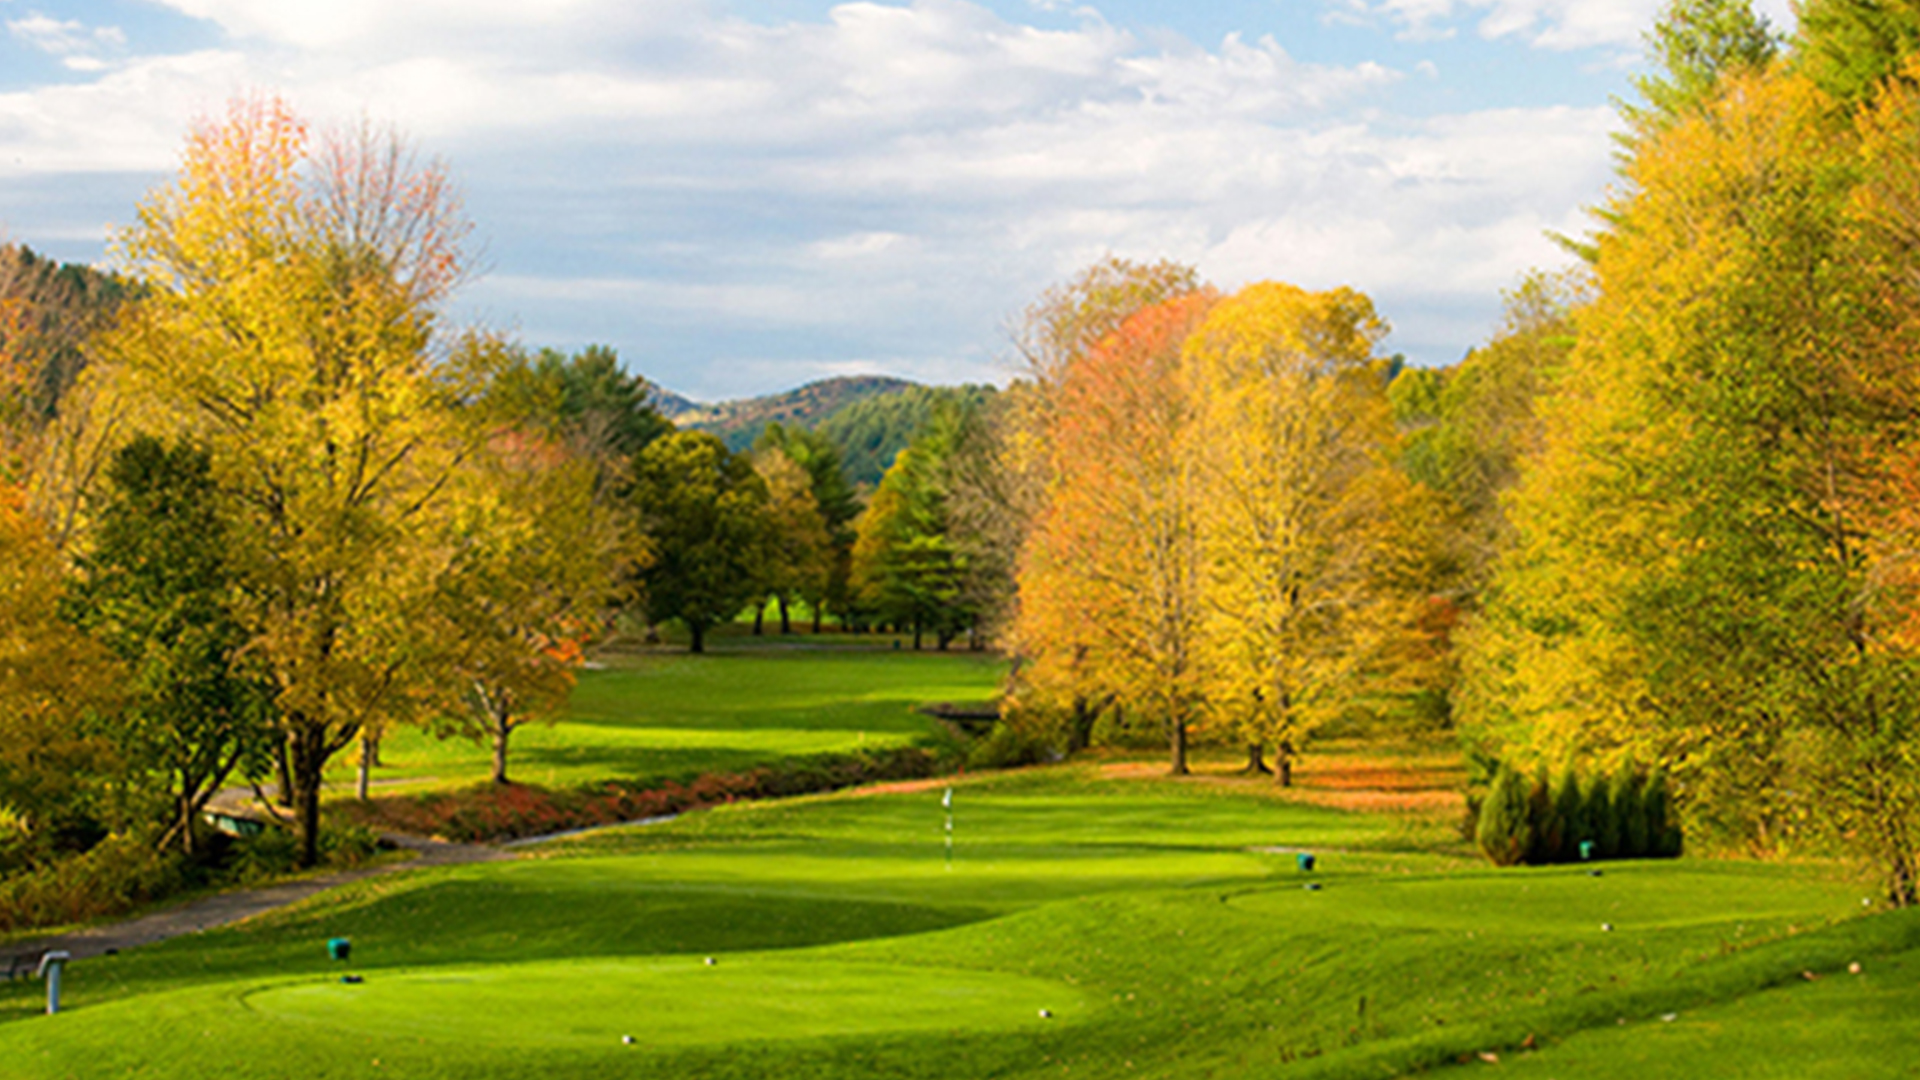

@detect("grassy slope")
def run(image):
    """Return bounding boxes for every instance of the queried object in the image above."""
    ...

[328,644,1004,795]
[2,642,1909,1078]
[2,762,1911,1079]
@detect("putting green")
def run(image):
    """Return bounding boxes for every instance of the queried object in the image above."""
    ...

[244,956,1089,1049]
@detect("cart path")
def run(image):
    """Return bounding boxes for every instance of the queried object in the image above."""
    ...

[5,832,513,964]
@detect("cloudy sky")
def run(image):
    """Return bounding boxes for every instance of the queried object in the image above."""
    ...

[0,0,1794,401]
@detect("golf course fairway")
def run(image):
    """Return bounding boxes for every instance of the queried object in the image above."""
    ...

[2,765,1914,1078]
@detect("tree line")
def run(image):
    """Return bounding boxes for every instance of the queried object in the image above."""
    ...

[5,0,1919,909]
[976,0,1920,905]
[0,97,1014,881]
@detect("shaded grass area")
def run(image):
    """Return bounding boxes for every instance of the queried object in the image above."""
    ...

[1,765,1909,1078]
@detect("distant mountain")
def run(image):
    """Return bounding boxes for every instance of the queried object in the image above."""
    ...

[674,375,919,452]
[815,383,997,488]
[644,383,702,419]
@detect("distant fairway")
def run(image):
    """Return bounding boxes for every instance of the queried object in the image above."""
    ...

[326,643,1004,795]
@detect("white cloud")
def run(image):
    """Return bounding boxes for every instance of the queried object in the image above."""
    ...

[812,231,911,259]
[8,11,129,68]
[0,0,1629,395]
[145,0,664,50]
[0,50,249,177]
[1348,0,1797,50]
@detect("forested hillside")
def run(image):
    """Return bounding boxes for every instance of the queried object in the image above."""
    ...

[816,383,996,487]
[676,375,916,452]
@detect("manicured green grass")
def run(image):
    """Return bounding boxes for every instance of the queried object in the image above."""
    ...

[326,645,1004,795]
[1423,941,1920,1078]
[1,763,1907,1079]
[247,955,1086,1049]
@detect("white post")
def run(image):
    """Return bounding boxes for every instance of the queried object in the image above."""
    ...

[942,787,953,870]
[37,950,70,1015]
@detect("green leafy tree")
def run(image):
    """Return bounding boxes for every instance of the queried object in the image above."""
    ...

[530,344,672,464]
[1798,0,1920,104]
[1613,770,1648,858]
[1552,767,1585,859]
[850,430,970,650]
[1620,0,1781,139]
[1475,763,1533,867]
[66,436,274,854]
[815,384,997,489]
[630,431,772,653]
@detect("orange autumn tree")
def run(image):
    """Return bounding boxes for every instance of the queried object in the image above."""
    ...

[1014,292,1215,773]
[1004,258,1200,750]
[0,480,120,849]
[1187,282,1432,786]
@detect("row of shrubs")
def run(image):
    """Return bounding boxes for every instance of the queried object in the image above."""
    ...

[337,744,952,844]
[0,822,386,934]
[1475,762,1683,866]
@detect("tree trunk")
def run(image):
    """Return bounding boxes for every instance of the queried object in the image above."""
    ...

[1890,852,1917,908]
[778,596,792,634]
[288,722,328,869]
[175,796,195,857]
[913,619,923,650]
[1275,740,1294,787]
[274,737,295,808]
[689,620,706,654]
[1243,743,1273,775]
[357,735,373,802]
[1169,715,1189,776]
[812,605,823,634]
[753,603,765,635]
[492,713,512,785]
[1067,696,1095,753]
[297,777,322,868]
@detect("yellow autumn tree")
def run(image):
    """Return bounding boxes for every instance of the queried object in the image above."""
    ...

[1467,53,1920,899]
[1187,282,1429,785]
[435,358,625,788]
[96,96,478,866]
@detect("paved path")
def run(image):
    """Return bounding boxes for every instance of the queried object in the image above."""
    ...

[5,832,513,964]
